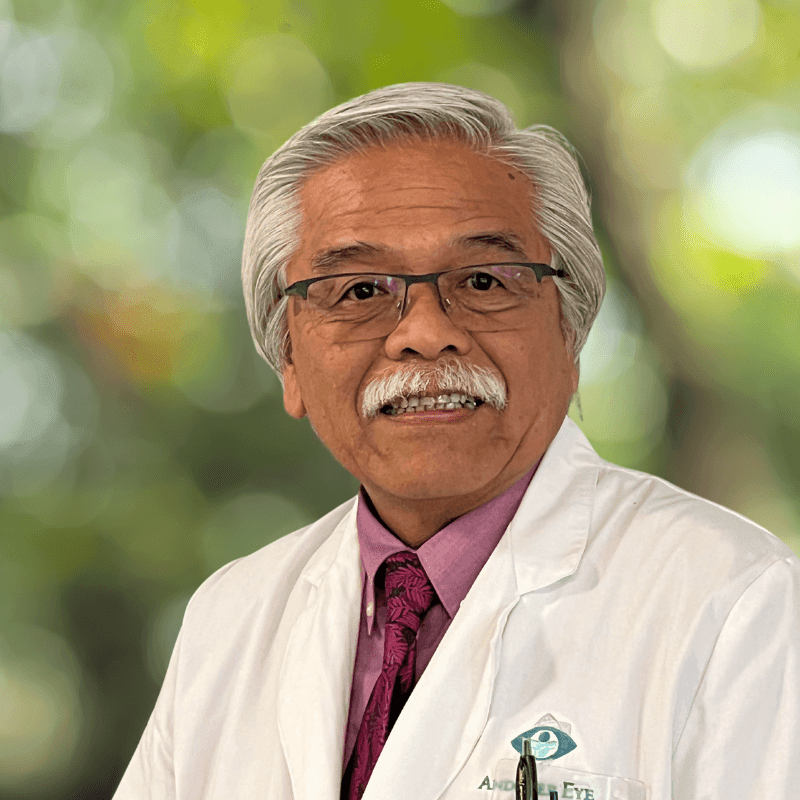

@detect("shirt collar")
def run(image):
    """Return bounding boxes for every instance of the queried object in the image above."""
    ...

[356,464,538,635]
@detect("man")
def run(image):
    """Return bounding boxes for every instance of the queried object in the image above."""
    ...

[114,83,800,800]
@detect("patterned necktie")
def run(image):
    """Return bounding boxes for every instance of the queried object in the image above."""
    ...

[342,551,437,800]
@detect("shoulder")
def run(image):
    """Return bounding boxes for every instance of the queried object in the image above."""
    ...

[589,457,797,590]
[553,419,794,572]
[569,449,800,690]
[596,459,790,552]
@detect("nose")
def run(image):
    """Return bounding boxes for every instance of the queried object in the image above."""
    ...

[383,283,473,361]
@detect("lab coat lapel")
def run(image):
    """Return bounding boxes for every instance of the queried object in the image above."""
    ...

[361,417,597,800]
[508,417,597,596]
[277,505,362,800]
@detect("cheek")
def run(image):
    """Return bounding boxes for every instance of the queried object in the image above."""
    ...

[299,364,347,416]
[482,327,574,404]
[293,339,375,422]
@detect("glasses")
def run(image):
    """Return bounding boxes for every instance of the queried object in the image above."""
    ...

[281,262,569,342]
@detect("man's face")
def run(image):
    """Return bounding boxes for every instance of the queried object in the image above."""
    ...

[282,139,578,514]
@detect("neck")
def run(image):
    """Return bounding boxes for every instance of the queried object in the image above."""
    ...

[361,463,538,548]
[361,494,476,549]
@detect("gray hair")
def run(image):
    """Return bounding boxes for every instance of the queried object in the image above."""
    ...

[241,82,605,378]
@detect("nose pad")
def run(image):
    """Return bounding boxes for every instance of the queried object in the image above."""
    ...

[399,282,450,321]
[384,279,473,360]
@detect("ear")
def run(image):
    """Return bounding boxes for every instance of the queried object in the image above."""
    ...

[282,362,307,419]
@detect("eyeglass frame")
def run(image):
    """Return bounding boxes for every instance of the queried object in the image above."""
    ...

[280,262,570,314]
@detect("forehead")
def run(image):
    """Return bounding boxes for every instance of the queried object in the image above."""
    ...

[289,139,548,275]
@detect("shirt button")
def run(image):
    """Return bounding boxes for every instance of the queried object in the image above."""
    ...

[366,601,374,616]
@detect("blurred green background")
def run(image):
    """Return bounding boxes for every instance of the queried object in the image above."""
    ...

[1,0,799,796]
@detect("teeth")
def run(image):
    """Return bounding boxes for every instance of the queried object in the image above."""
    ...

[382,394,483,414]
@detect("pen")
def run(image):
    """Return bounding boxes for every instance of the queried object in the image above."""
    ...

[515,738,538,800]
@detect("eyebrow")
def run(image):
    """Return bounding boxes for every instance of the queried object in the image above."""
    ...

[308,230,529,274]
[451,231,529,260]
[310,242,386,273]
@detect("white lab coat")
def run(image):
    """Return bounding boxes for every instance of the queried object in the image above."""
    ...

[114,418,800,800]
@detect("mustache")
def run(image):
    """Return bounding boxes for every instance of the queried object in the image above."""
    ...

[361,358,508,418]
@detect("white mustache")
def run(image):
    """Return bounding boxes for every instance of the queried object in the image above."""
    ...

[362,359,508,418]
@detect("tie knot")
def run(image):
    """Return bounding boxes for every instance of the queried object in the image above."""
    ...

[383,551,436,632]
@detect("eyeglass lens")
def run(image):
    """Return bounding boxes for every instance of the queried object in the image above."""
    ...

[303,264,548,342]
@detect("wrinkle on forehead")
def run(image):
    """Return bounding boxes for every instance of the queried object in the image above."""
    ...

[307,140,530,192]
[290,139,548,279]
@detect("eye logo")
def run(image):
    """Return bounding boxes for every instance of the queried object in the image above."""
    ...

[511,726,577,761]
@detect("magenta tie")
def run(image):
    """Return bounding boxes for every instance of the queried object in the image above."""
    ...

[342,551,437,800]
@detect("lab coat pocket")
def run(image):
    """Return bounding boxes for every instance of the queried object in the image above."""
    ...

[491,758,648,800]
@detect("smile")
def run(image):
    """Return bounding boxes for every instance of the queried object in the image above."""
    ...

[380,394,485,415]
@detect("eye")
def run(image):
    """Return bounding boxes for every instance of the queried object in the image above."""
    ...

[334,278,392,304]
[346,282,382,301]
[467,271,503,291]
[511,726,577,761]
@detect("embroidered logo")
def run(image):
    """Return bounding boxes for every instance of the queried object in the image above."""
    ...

[511,714,577,761]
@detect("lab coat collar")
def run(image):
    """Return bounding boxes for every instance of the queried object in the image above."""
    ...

[508,416,598,596]
[295,415,596,597]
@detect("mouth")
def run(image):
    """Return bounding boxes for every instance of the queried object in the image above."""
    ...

[380,394,486,416]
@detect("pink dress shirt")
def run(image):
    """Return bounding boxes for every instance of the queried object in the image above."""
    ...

[342,465,538,771]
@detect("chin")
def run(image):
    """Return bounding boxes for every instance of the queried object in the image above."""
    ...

[373,468,493,502]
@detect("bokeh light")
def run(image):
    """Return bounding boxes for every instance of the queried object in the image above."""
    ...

[572,279,669,465]
[652,0,763,70]
[225,33,335,149]
[0,214,71,327]
[593,0,673,87]
[438,0,520,17]
[685,110,800,259]
[58,130,176,286]
[0,331,97,497]
[0,626,85,796]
